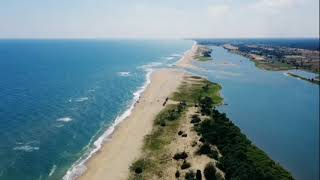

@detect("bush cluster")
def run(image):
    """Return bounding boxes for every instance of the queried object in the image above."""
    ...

[197,143,218,160]
[181,161,191,169]
[173,151,188,160]
[191,114,201,124]
[204,162,217,180]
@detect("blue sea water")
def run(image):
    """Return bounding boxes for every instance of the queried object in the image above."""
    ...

[0,40,318,180]
[191,46,319,180]
[0,39,193,180]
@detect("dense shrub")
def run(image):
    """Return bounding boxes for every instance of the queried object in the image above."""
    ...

[197,143,219,160]
[160,120,166,127]
[175,170,180,178]
[173,151,188,160]
[155,104,184,126]
[130,159,147,174]
[197,109,294,180]
[199,137,205,143]
[181,161,191,169]
[185,170,195,180]
[204,162,217,180]
[134,167,142,174]
[191,114,201,124]
[199,96,213,115]
[196,170,202,180]
[191,141,197,147]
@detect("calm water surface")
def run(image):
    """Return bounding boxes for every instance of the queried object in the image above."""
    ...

[191,46,319,180]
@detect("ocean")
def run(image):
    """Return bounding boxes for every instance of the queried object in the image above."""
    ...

[0,39,193,180]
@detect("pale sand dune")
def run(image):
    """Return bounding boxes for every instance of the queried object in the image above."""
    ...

[79,69,186,180]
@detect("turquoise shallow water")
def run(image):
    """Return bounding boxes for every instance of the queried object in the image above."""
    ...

[0,39,193,180]
[191,46,319,180]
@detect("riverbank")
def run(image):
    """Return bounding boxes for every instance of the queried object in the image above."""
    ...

[287,72,320,85]
[222,46,295,71]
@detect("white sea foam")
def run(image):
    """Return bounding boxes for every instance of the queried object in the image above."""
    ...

[48,165,57,177]
[56,117,73,122]
[13,145,39,152]
[75,97,89,102]
[138,62,162,69]
[165,56,175,60]
[283,72,289,77]
[117,71,131,77]
[170,53,182,57]
[55,124,64,128]
[63,62,156,180]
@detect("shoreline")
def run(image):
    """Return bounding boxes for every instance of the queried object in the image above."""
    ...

[286,72,320,85]
[64,44,199,180]
[66,43,214,180]
[63,69,154,180]
[77,69,187,180]
[65,43,294,180]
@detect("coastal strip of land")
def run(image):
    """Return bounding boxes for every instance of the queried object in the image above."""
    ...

[78,44,204,180]
[78,44,292,180]
[177,44,212,69]
[128,75,292,180]
[78,69,186,180]
[287,72,320,85]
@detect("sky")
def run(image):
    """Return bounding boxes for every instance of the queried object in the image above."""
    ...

[0,0,319,38]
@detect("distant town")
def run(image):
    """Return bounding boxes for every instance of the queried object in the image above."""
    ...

[196,39,320,73]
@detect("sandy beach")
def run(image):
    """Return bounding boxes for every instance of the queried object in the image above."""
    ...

[76,43,199,180]
[176,44,198,69]
[78,69,187,180]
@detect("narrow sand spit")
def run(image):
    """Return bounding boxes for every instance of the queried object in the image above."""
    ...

[176,44,199,69]
[77,44,199,180]
[79,69,186,180]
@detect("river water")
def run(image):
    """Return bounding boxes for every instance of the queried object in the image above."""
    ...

[191,46,319,180]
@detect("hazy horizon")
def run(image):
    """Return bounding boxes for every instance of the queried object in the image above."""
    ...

[0,0,319,38]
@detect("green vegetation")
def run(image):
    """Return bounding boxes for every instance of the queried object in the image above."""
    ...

[173,151,188,160]
[130,75,293,180]
[204,162,217,180]
[194,46,213,62]
[181,161,191,169]
[196,143,219,160]
[129,77,221,179]
[196,107,294,180]
[129,103,186,179]
[196,170,202,180]
[144,104,185,151]
[172,78,222,106]
[254,60,295,71]
[287,72,320,85]
[195,56,213,62]
[130,159,149,175]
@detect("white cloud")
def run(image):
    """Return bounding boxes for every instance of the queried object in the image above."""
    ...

[252,0,298,10]
[207,5,230,17]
